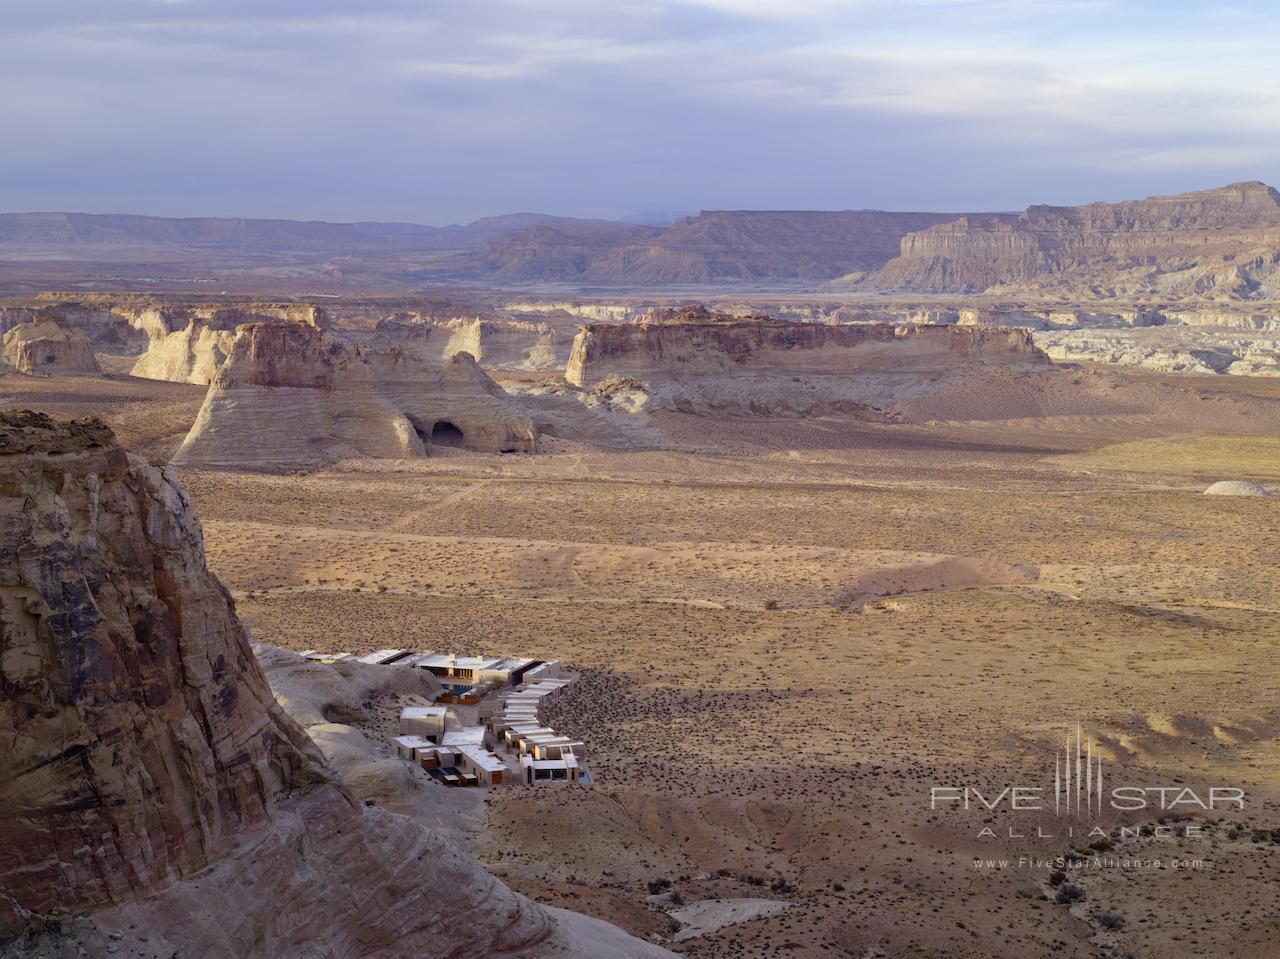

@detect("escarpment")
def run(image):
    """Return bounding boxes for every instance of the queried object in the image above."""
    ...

[172,321,537,466]
[849,181,1280,300]
[475,210,960,284]
[0,411,670,958]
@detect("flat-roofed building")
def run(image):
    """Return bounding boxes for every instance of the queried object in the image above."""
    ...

[519,753,582,784]
[396,651,438,669]
[457,745,507,786]
[399,705,452,741]
[393,735,436,761]
[441,726,487,748]
[302,650,352,663]
[356,649,411,665]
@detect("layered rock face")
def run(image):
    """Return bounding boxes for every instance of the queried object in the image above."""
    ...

[0,411,325,927]
[0,411,670,959]
[473,210,959,284]
[0,319,101,375]
[173,321,537,466]
[852,182,1280,299]
[564,310,1048,414]
[126,304,330,384]
[0,305,148,355]
[372,315,567,370]
[129,319,239,384]
[567,313,1047,387]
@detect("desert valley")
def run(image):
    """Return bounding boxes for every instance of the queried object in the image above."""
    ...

[2,180,1279,958]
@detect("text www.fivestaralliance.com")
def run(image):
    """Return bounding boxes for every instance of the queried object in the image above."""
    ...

[972,856,1207,870]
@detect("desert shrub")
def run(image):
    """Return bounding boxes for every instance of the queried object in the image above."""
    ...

[1055,883,1085,905]
[1097,912,1126,930]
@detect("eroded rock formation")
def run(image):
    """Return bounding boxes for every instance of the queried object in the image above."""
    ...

[848,182,1280,300]
[0,319,101,375]
[173,321,537,466]
[0,304,148,355]
[0,410,669,958]
[371,315,567,370]
[563,310,1049,414]
[125,303,330,384]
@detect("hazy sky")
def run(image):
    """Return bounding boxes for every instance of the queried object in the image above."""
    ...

[3,0,1278,223]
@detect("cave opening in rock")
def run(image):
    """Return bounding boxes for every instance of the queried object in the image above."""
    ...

[430,420,465,448]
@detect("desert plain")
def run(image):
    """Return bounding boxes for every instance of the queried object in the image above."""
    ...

[5,351,1279,958]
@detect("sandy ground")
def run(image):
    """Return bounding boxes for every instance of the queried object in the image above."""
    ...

[4,363,1280,957]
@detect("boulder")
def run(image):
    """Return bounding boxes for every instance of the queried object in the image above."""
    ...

[1204,480,1271,496]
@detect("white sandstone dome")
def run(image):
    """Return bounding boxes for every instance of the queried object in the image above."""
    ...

[1203,480,1271,497]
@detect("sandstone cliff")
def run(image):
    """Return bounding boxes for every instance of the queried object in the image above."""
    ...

[126,303,329,384]
[129,319,239,384]
[0,320,101,375]
[0,411,326,928]
[371,315,568,371]
[0,305,148,355]
[848,182,1280,300]
[172,322,537,466]
[0,411,670,959]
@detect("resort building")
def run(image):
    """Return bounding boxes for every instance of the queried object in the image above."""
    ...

[304,644,588,788]
[356,649,415,665]
[399,705,452,741]
[519,753,582,784]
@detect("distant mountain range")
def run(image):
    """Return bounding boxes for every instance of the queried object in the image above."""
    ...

[0,210,607,254]
[4,183,1280,299]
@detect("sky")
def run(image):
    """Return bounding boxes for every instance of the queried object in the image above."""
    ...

[3,0,1278,224]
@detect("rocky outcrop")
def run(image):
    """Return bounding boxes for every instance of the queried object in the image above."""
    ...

[564,310,1049,415]
[849,182,1280,300]
[1204,480,1270,496]
[125,304,330,384]
[172,321,537,466]
[0,304,148,355]
[0,320,101,375]
[0,411,670,958]
[0,411,325,927]
[1032,326,1280,376]
[129,319,239,384]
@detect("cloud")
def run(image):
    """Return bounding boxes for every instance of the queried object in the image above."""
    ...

[0,0,1276,220]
